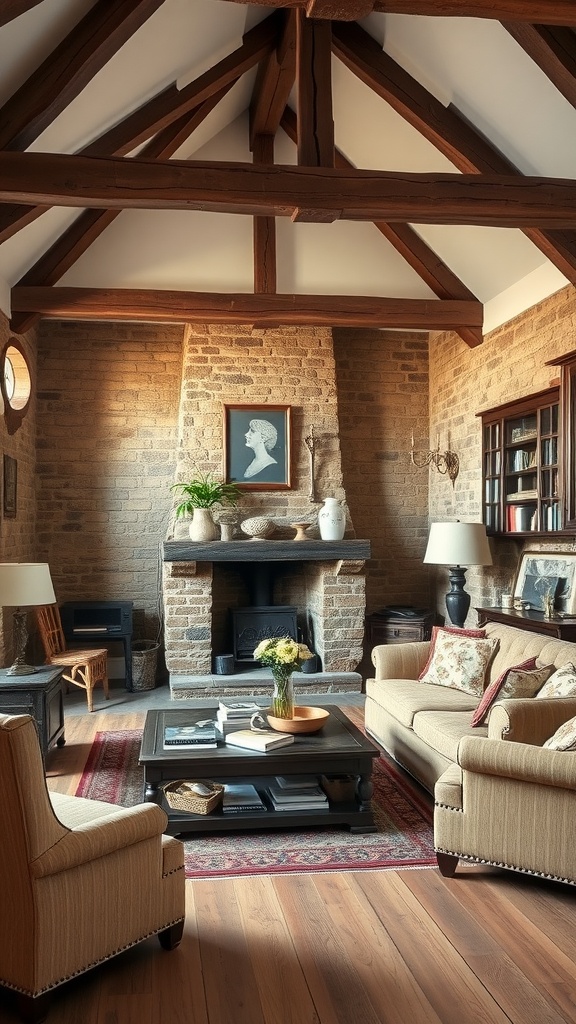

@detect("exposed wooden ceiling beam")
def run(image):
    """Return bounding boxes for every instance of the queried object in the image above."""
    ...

[0,1,44,27]
[280,105,483,346]
[0,0,166,152]
[9,90,234,336]
[502,24,576,108]
[249,10,296,147]
[0,13,280,245]
[4,153,576,227]
[213,0,576,25]
[333,20,576,283]
[10,287,483,330]
[296,12,334,169]
[253,134,277,295]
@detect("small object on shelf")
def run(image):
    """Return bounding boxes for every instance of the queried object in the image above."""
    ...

[290,522,312,540]
[225,729,295,752]
[320,774,357,802]
[266,706,330,734]
[275,774,320,789]
[240,516,275,540]
[162,779,224,814]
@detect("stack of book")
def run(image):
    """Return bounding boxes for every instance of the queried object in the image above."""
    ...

[215,700,261,737]
[221,783,267,814]
[163,720,217,750]
[268,778,329,812]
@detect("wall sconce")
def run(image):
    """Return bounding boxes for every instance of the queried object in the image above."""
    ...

[410,431,459,487]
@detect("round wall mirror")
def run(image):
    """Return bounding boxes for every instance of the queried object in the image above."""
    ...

[1,338,32,433]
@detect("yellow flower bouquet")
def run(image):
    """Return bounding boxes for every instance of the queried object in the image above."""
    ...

[253,636,314,719]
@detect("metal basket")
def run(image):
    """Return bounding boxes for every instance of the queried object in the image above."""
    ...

[162,779,224,815]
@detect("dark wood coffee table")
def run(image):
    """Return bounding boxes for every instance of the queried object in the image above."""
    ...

[139,705,380,835]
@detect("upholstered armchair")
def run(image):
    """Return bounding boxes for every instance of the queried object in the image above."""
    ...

[434,696,576,885]
[0,713,186,1023]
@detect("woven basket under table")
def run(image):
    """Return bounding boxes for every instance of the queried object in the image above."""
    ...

[162,779,224,814]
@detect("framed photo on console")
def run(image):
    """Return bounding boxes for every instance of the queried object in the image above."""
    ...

[223,405,291,490]
[513,549,576,614]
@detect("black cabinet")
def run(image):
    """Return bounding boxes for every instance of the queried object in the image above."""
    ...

[368,609,435,646]
[0,667,65,760]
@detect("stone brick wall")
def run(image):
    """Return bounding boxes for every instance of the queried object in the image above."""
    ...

[333,328,431,614]
[35,320,184,640]
[0,314,38,665]
[428,283,576,625]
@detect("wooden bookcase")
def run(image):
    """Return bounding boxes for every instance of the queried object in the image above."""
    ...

[478,387,561,537]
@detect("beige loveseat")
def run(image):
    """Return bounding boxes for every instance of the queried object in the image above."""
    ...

[365,621,576,794]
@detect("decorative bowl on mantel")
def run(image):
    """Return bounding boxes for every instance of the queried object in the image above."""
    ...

[266,706,330,734]
[240,516,275,540]
[290,522,312,541]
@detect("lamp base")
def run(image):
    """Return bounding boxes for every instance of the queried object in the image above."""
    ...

[445,566,470,629]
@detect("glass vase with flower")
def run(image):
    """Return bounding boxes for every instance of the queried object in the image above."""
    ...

[253,636,314,719]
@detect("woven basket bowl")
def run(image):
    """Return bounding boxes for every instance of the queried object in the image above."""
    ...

[162,779,224,814]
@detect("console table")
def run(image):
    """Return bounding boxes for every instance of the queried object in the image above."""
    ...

[476,606,576,642]
[0,667,65,760]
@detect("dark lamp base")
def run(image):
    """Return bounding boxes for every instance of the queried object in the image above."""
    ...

[445,566,470,629]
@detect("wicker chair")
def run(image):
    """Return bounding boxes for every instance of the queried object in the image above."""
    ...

[0,712,185,1023]
[35,604,109,712]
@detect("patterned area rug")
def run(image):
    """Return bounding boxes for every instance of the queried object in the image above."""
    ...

[76,713,436,879]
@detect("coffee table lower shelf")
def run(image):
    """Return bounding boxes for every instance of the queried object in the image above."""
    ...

[150,775,377,836]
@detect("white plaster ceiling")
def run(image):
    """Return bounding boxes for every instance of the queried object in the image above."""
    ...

[0,0,573,333]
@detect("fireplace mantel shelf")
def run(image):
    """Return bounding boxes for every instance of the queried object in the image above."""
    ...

[163,539,371,562]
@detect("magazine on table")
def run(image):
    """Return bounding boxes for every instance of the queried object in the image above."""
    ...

[218,700,261,720]
[163,720,217,749]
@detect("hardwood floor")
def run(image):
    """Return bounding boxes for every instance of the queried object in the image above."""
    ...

[4,706,576,1024]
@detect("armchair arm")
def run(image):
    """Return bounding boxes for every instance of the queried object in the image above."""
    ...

[371,641,430,681]
[458,735,576,793]
[31,803,168,878]
[488,697,576,745]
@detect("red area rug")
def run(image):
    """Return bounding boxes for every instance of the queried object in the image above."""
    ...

[76,715,435,879]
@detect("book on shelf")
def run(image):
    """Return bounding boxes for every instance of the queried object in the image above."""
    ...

[269,796,329,812]
[506,489,538,501]
[217,700,261,720]
[163,721,217,749]
[506,504,536,532]
[224,729,295,752]
[221,783,267,814]
[274,774,320,790]
[268,783,327,805]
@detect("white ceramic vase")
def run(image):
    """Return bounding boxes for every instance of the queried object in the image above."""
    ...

[189,508,219,542]
[318,497,346,541]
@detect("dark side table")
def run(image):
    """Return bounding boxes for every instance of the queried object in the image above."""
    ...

[0,667,65,760]
[368,608,435,647]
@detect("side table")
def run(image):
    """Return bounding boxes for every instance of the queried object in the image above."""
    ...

[368,608,435,647]
[0,667,65,760]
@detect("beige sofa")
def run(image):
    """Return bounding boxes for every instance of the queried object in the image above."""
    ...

[365,621,576,794]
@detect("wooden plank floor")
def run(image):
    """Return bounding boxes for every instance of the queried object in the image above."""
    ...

[4,710,576,1024]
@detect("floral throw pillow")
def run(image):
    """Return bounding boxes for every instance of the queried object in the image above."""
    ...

[419,631,498,696]
[471,658,554,727]
[418,625,487,682]
[544,716,576,751]
[536,662,576,699]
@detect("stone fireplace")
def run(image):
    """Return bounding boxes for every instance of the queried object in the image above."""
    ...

[161,323,370,698]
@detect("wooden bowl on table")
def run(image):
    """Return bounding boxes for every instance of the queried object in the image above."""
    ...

[266,706,330,734]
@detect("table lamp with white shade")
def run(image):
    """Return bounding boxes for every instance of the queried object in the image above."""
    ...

[0,563,56,675]
[424,522,492,629]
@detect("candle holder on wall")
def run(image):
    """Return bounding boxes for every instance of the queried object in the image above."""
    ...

[304,425,317,503]
[410,431,459,487]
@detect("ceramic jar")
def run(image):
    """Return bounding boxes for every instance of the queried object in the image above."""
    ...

[189,508,219,542]
[318,497,346,541]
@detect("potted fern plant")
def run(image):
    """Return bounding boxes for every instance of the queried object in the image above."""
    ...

[171,473,241,541]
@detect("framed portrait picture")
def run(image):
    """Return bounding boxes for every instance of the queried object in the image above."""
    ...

[513,550,576,614]
[223,405,291,490]
[3,454,16,518]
